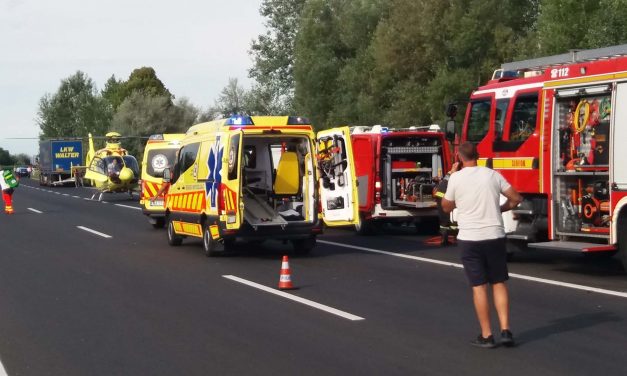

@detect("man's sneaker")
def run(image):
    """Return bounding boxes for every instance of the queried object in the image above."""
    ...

[500,330,515,347]
[470,334,497,348]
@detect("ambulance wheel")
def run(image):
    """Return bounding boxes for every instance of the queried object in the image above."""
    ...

[167,218,183,246]
[152,218,165,229]
[203,226,224,257]
[355,215,372,235]
[293,236,316,255]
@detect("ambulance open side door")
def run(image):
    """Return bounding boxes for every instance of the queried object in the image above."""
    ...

[224,130,244,230]
[316,127,359,226]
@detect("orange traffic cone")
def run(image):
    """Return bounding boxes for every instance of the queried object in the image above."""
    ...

[278,255,294,290]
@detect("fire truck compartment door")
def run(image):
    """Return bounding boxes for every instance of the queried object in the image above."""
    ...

[612,82,627,190]
[316,127,359,226]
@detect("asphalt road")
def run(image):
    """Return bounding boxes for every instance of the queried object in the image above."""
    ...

[0,179,625,375]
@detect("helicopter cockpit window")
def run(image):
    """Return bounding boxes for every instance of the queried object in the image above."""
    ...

[90,157,106,174]
[104,156,124,176]
[122,156,140,176]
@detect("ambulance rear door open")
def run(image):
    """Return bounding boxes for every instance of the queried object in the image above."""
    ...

[224,130,244,230]
[316,127,359,226]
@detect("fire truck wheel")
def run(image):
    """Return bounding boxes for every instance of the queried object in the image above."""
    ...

[619,215,627,272]
[152,218,166,229]
[292,236,316,254]
[203,225,225,257]
[355,215,372,235]
[167,217,183,246]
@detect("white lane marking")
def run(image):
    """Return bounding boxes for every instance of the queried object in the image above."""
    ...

[76,226,112,239]
[27,208,43,214]
[54,192,60,195]
[318,240,627,299]
[72,196,80,199]
[223,275,365,321]
[101,201,109,204]
[115,204,141,211]
[62,193,69,196]
[83,198,91,201]
[0,357,7,376]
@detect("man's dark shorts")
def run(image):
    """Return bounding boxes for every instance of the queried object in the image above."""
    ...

[459,237,509,286]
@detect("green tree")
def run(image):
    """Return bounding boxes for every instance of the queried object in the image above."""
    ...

[119,67,173,104]
[584,0,627,48]
[203,78,253,119]
[536,0,598,54]
[249,0,307,113]
[294,0,347,128]
[13,153,31,165]
[101,75,125,110]
[0,148,15,166]
[318,0,390,127]
[110,92,190,158]
[37,71,112,139]
[365,0,538,126]
[175,97,201,129]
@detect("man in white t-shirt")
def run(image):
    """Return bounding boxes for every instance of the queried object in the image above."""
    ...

[442,142,522,348]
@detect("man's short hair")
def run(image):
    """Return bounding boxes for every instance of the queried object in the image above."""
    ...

[458,142,479,161]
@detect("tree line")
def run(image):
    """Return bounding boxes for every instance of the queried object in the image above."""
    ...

[37,0,627,159]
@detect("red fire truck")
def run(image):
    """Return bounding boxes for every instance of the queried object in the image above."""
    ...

[450,44,627,270]
[347,125,453,234]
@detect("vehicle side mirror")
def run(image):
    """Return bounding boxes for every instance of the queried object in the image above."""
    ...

[445,120,456,142]
[445,103,458,119]
[163,168,171,181]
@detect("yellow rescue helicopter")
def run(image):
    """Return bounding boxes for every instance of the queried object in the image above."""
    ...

[83,132,140,200]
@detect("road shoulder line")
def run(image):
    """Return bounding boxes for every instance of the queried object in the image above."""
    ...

[318,240,627,299]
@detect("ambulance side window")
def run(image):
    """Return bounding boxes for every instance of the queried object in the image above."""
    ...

[467,99,491,142]
[179,143,200,174]
[171,147,182,184]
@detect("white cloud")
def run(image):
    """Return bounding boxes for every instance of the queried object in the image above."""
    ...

[0,0,264,155]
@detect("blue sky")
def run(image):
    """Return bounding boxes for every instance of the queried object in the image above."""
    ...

[0,0,264,156]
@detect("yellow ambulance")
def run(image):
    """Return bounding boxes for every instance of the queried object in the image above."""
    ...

[163,116,359,256]
[140,133,185,228]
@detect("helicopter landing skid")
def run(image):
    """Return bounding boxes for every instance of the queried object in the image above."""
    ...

[90,191,105,201]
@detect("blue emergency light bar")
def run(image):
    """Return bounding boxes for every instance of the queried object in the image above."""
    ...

[226,116,254,126]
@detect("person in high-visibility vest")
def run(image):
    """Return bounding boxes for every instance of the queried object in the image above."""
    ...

[0,169,18,214]
[434,175,458,245]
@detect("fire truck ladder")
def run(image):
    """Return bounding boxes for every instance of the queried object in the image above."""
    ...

[501,44,627,72]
